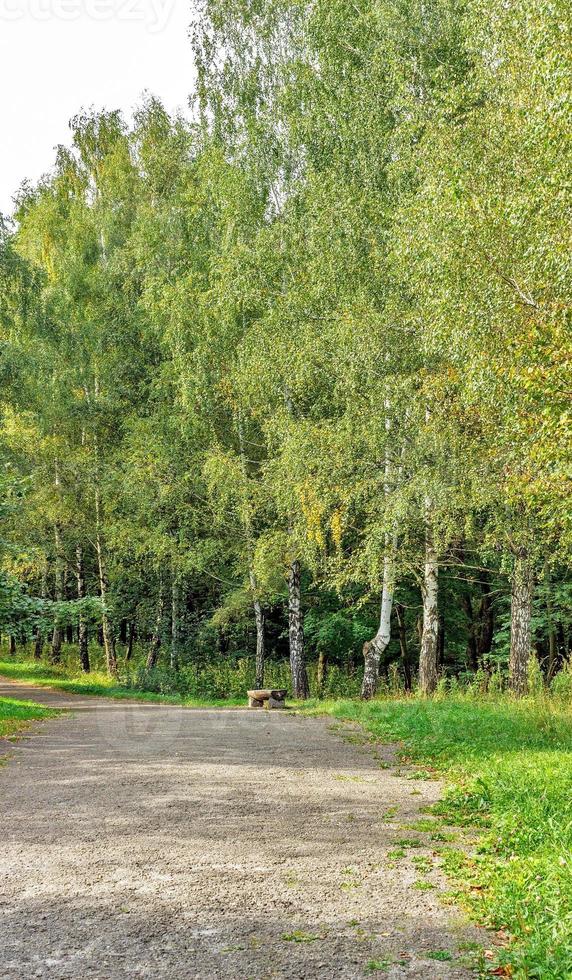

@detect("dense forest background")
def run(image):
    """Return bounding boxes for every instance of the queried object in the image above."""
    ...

[0,0,570,700]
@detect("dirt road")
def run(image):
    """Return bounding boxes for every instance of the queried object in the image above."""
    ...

[0,679,483,978]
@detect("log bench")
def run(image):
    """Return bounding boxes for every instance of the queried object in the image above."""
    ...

[247,689,287,710]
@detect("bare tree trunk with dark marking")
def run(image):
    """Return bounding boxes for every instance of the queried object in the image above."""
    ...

[288,559,309,699]
[509,549,533,696]
[362,550,395,699]
[362,409,399,699]
[76,544,90,673]
[95,488,118,677]
[126,621,136,662]
[419,519,439,695]
[252,577,266,689]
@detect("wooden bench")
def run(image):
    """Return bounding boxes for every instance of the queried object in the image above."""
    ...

[247,689,287,710]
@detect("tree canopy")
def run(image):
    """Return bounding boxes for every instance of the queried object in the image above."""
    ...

[1,0,570,698]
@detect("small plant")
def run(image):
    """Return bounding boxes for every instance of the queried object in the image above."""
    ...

[281,930,324,943]
[488,667,504,696]
[388,662,404,695]
[365,958,393,973]
[411,855,433,872]
[413,880,436,890]
[551,658,572,700]
[425,950,453,961]
[527,654,545,698]
[408,819,436,832]
[382,806,399,819]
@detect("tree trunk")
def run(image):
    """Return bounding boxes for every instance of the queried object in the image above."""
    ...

[95,489,118,677]
[509,549,533,696]
[50,522,64,664]
[146,582,165,670]
[76,544,90,673]
[288,559,309,699]
[237,416,266,690]
[248,564,265,689]
[361,538,396,699]
[395,603,412,691]
[477,572,495,660]
[253,593,266,689]
[419,526,439,695]
[317,650,328,696]
[126,621,136,662]
[171,576,181,671]
[547,629,559,682]
[9,635,16,656]
[362,407,399,699]
[33,630,43,660]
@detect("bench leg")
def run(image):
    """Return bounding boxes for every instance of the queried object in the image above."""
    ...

[266,697,286,710]
[249,697,264,708]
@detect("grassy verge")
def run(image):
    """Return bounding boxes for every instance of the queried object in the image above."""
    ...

[0,696,60,740]
[0,659,244,708]
[302,696,572,979]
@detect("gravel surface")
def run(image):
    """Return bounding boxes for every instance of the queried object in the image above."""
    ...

[0,678,485,978]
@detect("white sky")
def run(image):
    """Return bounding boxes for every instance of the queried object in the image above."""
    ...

[0,1,195,215]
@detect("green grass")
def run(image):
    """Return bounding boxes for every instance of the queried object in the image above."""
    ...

[303,695,572,979]
[0,659,244,708]
[0,696,59,740]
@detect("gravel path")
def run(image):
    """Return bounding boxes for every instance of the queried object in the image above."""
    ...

[0,679,484,979]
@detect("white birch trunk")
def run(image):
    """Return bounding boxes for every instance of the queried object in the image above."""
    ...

[362,406,398,699]
[509,549,533,696]
[361,535,397,699]
[288,559,309,699]
[95,486,118,677]
[76,543,90,673]
[419,514,439,695]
